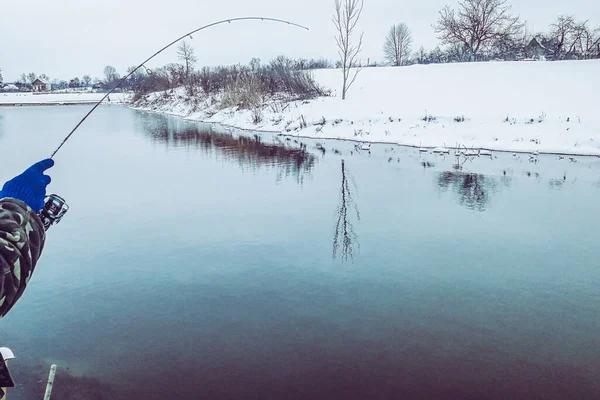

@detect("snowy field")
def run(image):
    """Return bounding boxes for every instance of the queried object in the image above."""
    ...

[137,60,599,155]
[0,92,127,105]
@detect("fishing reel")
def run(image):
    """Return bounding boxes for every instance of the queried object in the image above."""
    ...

[38,194,69,231]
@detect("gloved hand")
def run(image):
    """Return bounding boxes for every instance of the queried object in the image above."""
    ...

[0,159,55,212]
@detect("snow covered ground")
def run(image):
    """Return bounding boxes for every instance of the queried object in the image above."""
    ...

[0,92,127,105]
[133,60,600,156]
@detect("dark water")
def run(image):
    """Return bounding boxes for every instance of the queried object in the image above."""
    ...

[0,105,599,399]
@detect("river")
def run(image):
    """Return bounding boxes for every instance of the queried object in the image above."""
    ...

[0,105,599,399]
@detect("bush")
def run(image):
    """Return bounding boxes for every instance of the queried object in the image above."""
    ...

[221,74,263,109]
[132,56,329,105]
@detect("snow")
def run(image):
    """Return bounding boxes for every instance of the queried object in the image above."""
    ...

[0,92,126,105]
[133,60,599,156]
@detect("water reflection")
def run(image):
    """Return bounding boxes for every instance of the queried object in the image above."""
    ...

[333,160,360,261]
[437,171,511,211]
[138,115,316,184]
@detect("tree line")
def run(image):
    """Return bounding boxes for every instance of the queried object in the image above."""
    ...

[126,40,329,109]
[3,0,597,102]
[386,0,600,66]
[1,72,99,91]
[332,0,599,99]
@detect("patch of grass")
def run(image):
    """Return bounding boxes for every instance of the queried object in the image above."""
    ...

[422,111,437,123]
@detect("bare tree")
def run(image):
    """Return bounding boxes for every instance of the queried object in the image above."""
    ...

[549,15,576,59]
[445,42,468,61]
[27,72,37,83]
[383,23,413,66]
[103,66,120,86]
[176,40,197,83]
[333,0,364,100]
[434,0,523,61]
[582,25,600,57]
[82,74,92,86]
[0,69,3,86]
[416,46,426,63]
[565,20,600,58]
[430,46,445,63]
[591,27,600,58]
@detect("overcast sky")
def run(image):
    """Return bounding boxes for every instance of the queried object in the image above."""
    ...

[1,0,598,81]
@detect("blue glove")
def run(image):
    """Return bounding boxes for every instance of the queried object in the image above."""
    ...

[0,159,55,212]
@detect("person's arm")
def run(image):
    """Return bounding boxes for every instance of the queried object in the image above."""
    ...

[0,159,54,317]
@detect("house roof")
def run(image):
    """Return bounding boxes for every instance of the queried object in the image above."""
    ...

[32,78,50,85]
[529,37,546,50]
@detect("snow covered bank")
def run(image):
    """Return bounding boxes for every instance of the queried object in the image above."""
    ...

[0,92,127,106]
[131,60,600,156]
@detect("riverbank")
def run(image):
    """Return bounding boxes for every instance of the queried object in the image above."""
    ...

[132,60,600,156]
[0,92,127,106]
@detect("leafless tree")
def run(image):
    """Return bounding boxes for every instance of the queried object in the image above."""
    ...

[103,66,120,86]
[416,46,426,63]
[82,75,92,86]
[430,46,445,63]
[165,63,185,89]
[0,69,3,86]
[566,21,600,58]
[383,23,413,66]
[333,0,364,100]
[27,72,37,83]
[445,42,468,61]
[584,26,600,57]
[549,15,576,58]
[176,40,197,83]
[434,0,523,61]
[333,159,360,262]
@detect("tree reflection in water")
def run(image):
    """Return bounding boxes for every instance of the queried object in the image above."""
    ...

[333,160,360,262]
[140,116,316,185]
[437,171,511,211]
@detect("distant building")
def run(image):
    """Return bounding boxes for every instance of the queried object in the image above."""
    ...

[92,82,105,90]
[32,78,51,92]
[525,37,547,60]
[1,84,19,92]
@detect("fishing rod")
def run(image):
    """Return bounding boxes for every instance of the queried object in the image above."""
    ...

[38,17,308,230]
[49,17,309,159]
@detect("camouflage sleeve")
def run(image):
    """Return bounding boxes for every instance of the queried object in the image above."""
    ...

[0,198,46,318]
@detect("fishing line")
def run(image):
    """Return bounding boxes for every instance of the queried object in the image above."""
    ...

[49,17,309,158]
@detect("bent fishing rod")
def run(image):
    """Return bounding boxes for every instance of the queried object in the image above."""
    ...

[38,17,308,230]
[49,17,309,159]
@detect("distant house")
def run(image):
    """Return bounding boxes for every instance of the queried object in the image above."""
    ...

[32,78,51,92]
[2,84,19,92]
[92,82,105,90]
[525,38,547,60]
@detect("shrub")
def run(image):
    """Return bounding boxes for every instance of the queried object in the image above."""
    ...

[132,56,329,105]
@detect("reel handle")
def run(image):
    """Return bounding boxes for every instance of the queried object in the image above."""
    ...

[39,194,69,231]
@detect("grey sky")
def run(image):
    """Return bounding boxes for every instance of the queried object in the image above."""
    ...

[1,0,598,81]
